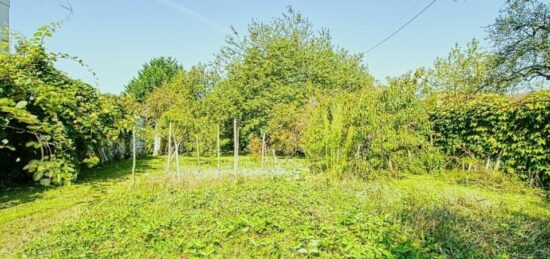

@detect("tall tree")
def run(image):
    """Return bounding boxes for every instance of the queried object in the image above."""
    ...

[488,0,550,86]
[213,7,374,149]
[143,65,218,154]
[124,57,182,102]
[428,39,501,94]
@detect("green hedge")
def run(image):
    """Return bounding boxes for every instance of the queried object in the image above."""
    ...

[430,91,550,186]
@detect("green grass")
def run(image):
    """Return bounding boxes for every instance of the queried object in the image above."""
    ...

[1,156,549,258]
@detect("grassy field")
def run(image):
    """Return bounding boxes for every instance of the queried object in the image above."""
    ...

[1,156,549,258]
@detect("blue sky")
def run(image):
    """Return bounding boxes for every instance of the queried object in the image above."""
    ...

[10,0,505,94]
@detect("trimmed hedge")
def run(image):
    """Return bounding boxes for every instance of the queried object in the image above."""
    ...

[430,91,550,186]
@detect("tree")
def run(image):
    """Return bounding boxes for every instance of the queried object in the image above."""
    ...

[488,0,550,86]
[214,7,374,149]
[124,57,182,102]
[428,39,502,94]
[142,65,218,154]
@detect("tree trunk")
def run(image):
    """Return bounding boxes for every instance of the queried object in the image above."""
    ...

[165,122,172,174]
[175,141,180,183]
[153,122,161,156]
[217,124,220,172]
[132,126,136,188]
[196,134,200,165]
[272,148,277,172]
[262,133,265,165]
[233,119,238,180]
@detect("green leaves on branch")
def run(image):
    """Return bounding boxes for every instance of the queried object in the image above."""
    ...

[303,73,444,178]
[0,26,136,186]
[488,0,550,85]
[212,8,374,150]
[124,57,181,102]
[430,91,550,185]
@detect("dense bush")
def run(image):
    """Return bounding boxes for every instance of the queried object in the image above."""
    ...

[303,74,445,178]
[430,91,550,185]
[265,102,308,156]
[0,26,136,186]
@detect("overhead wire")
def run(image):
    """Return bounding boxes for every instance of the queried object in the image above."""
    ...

[365,0,438,54]
[369,0,425,44]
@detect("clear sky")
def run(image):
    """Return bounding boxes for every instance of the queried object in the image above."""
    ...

[10,0,506,94]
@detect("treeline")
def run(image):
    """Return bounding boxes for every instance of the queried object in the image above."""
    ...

[125,4,548,185]
[128,8,374,158]
[1,1,548,186]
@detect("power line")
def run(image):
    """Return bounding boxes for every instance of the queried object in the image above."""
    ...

[370,0,425,44]
[365,0,438,54]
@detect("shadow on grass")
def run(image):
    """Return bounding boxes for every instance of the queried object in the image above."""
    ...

[0,157,157,210]
[397,202,550,257]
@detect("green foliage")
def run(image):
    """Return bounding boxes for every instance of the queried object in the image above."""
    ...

[303,73,444,178]
[488,0,550,85]
[212,8,374,149]
[0,25,136,185]
[4,157,547,258]
[428,39,505,94]
[430,90,550,185]
[124,57,182,102]
[265,102,308,155]
[143,66,220,154]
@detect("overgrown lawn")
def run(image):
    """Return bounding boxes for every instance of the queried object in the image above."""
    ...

[1,157,549,257]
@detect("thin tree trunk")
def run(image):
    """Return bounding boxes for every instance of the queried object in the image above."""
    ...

[261,132,266,164]
[233,119,238,180]
[217,124,220,172]
[196,134,200,165]
[153,122,161,156]
[165,122,172,174]
[272,148,277,172]
[175,141,180,183]
[132,126,136,188]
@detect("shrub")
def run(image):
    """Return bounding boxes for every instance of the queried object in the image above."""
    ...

[266,102,308,156]
[302,74,444,178]
[246,137,263,161]
[430,90,550,186]
[0,25,135,186]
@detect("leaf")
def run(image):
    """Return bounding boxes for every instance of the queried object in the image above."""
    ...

[33,171,44,181]
[39,178,51,186]
[15,100,28,109]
